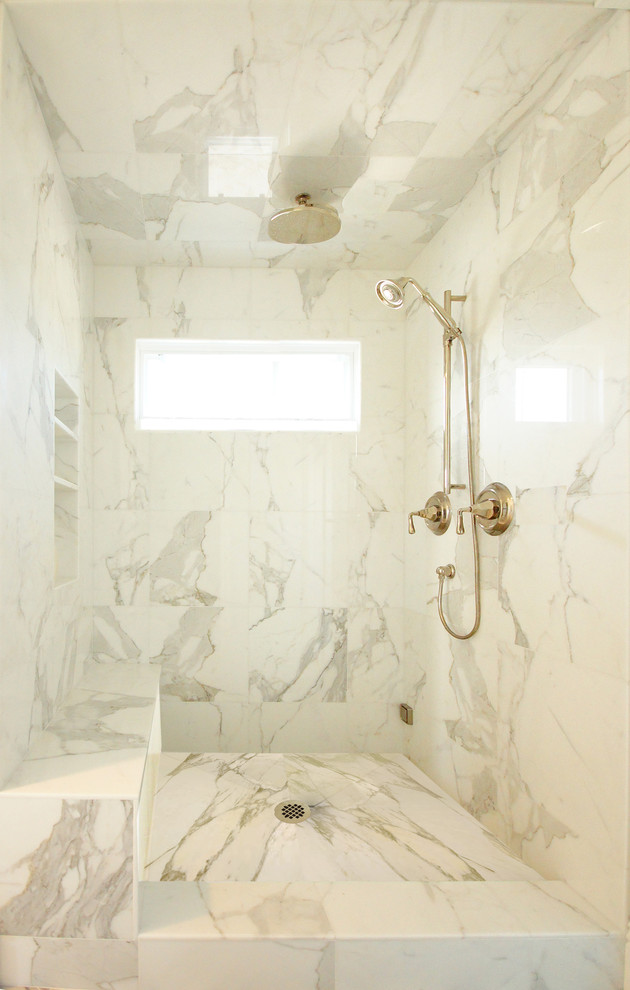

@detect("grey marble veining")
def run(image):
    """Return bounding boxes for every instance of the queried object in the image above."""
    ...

[145,752,540,883]
[150,512,217,606]
[0,5,92,788]
[0,935,139,990]
[0,663,160,945]
[1,662,160,792]
[403,8,630,928]
[6,0,612,267]
[0,798,134,939]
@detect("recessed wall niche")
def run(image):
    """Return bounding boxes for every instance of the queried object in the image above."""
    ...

[53,370,79,586]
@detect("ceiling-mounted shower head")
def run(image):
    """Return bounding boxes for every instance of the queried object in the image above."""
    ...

[268,194,341,244]
[375,276,461,336]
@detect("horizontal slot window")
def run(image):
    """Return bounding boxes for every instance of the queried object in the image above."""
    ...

[135,339,361,431]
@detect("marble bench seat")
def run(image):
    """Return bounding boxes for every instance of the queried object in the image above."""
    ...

[0,662,160,990]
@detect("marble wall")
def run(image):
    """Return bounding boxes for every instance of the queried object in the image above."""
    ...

[402,11,630,928]
[0,6,92,786]
[90,266,405,753]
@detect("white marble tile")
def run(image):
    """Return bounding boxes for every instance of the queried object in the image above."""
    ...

[93,269,150,319]
[132,267,252,320]
[249,702,352,753]
[249,512,351,609]
[148,432,249,513]
[149,605,249,703]
[7,3,134,154]
[145,200,263,245]
[562,494,629,676]
[356,323,406,422]
[0,8,92,787]
[137,701,161,875]
[76,660,160,701]
[0,796,134,939]
[9,0,611,270]
[93,414,149,511]
[140,875,616,942]
[118,1,305,152]
[348,512,405,609]
[91,317,158,417]
[149,510,248,607]
[92,607,150,664]
[30,604,83,734]
[146,753,541,884]
[346,607,403,703]
[2,664,159,798]
[351,417,405,513]
[334,934,622,990]
[57,154,144,241]
[345,703,405,753]
[489,322,629,494]
[571,143,630,319]
[0,934,138,990]
[93,511,149,607]
[249,269,311,321]
[24,690,155,764]
[248,608,347,703]
[403,9,630,932]
[140,935,334,990]
[498,17,630,227]
[160,699,249,753]
[513,654,627,925]
[249,434,353,513]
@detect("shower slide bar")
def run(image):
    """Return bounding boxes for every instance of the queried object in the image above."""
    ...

[442,289,467,496]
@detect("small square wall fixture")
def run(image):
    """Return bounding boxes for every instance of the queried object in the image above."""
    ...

[135,339,361,432]
[207,136,276,198]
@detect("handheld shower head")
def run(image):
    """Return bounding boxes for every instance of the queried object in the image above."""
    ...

[375,278,407,309]
[375,276,461,336]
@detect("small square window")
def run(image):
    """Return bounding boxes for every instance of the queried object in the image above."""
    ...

[135,339,361,432]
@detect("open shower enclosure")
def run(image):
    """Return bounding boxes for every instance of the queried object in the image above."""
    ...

[0,0,628,987]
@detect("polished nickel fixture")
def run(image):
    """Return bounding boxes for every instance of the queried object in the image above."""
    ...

[376,276,514,640]
[268,193,341,244]
[408,490,451,536]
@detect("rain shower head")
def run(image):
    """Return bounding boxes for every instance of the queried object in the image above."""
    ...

[268,194,341,244]
[375,276,461,336]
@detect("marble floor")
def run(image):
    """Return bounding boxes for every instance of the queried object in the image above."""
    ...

[145,753,540,883]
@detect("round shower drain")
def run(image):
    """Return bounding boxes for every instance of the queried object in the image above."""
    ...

[274,800,312,823]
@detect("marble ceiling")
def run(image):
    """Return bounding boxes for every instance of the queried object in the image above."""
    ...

[6,0,617,268]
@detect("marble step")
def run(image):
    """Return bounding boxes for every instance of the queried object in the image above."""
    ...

[138,878,623,990]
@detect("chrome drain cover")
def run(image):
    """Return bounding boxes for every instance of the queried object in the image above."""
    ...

[274,800,311,823]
